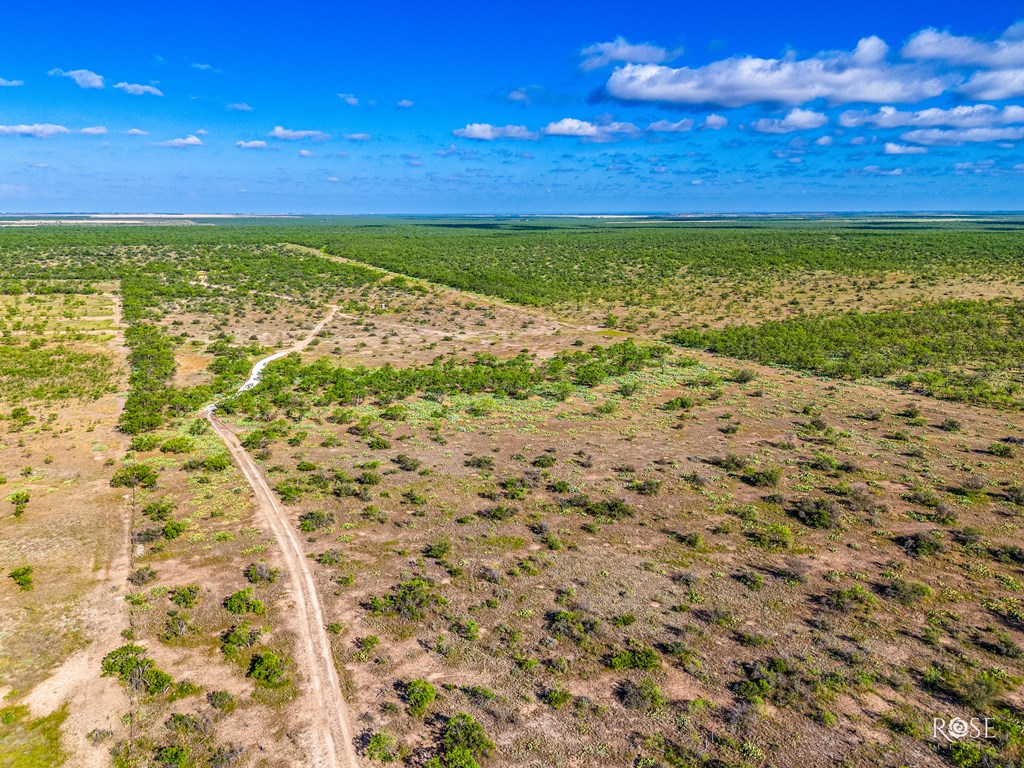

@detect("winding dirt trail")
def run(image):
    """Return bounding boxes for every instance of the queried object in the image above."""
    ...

[204,305,359,768]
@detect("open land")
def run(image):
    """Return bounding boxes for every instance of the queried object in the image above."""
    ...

[1,216,1023,768]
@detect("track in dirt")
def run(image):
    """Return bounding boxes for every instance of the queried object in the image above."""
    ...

[205,305,359,768]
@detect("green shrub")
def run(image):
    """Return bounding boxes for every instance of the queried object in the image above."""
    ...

[542,687,573,709]
[248,651,286,686]
[298,510,335,532]
[223,588,265,615]
[8,566,33,591]
[618,677,667,711]
[169,585,200,608]
[162,520,187,540]
[608,644,661,670]
[405,678,437,717]
[441,713,494,759]
[110,463,159,489]
[366,578,445,619]
[160,436,194,454]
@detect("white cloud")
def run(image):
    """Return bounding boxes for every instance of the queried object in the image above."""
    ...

[606,36,947,107]
[0,123,70,138]
[902,23,1024,68]
[191,62,218,72]
[298,149,314,157]
[158,135,203,147]
[326,176,339,183]
[542,118,640,142]
[80,126,107,135]
[195,129,208,135]
[581,36,680,71]
[543,118,599,137]
[850,136,869,145]
[344,133,371,141]
[841,104,1024,129]
[901,126,1024,145]
[453,123,538,140]
[338,93,359,106]
[508,87,530,103]
[49,68,104,89]
[236,140,267,149]
[752,108,827,134]
[883,142,927,154]
[1015,163,1024,171]
[647,118,694,132]
[397,99,414,108]
[268,125,331,141]
[227,102,253,111]
[126,128,149,136]
[960,69,1024,100]
[703,114,728,129]
[815,135,833,146]
[115,82,163,96]
[0,77,23,87]
[863,165,903,176]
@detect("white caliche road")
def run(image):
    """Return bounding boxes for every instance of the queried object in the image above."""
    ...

[204,306,359,768]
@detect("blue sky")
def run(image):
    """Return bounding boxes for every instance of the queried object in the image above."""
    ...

[1,0,1023,213]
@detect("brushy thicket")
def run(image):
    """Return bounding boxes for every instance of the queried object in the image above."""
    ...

[668,299,1024,408]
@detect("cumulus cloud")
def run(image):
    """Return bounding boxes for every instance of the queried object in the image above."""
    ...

[543,118,599,137]
[227,102,253,111]
[605,36,947,107]
[453,123,538,140]
[344,133,371,141]
[507,87,530,103]
[126,128,149,136]
[80,126,107,135]
[268,125,331,141]
[581,36,680,71]
[902,23,1024,68]
[900,126,1024,145]
[298,149,314,157]
[647,118,694,132]
[158,135,203,147]
[338,93,359,106]
[815,135,833,146]
[883,142,927,154]
[0,123,70,138]
[703,114,728,129]
[960,69,1024,100]
[0,77,23,87]
[115,82,163,96]
[752,108,827,134]
[397,99,414,108]
[542,118,640,142]
[841,104,1024,129]
[49,68,104,89]
[236,140,267,149]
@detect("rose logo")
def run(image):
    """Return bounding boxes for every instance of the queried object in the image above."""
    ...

[947,718,970,740]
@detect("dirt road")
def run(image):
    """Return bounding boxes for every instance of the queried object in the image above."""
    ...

[206,305,359,768]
